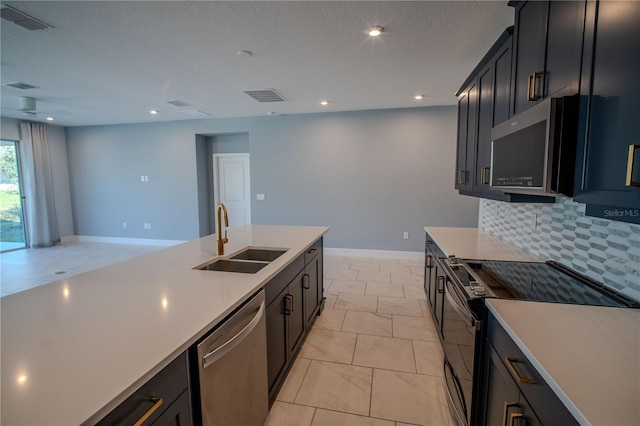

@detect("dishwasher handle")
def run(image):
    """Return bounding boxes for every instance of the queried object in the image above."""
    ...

[202,301,265,368]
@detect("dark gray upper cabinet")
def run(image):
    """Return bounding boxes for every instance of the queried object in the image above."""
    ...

[510,1,586,116]
[455,81,477,192]
[573,0,640,210]
[454,27,555,203]
[493,40,513,127]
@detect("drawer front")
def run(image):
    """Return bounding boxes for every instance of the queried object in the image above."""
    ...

[304,238,322,265]
[265,255,305,306]
[97,353,189,425]
[487,314,578,425]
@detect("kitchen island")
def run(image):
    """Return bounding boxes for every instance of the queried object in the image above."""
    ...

[1,225,328,425]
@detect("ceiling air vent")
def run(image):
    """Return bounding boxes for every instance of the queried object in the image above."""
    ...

[178,110,212,118]
[166,100,190,107]
[2,82,39,90]
[244,89,285,103]
[0,4,52,31]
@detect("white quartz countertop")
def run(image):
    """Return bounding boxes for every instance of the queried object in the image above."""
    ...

[424,226,542,262]
[487,299,640,426]
[1,225,328,425]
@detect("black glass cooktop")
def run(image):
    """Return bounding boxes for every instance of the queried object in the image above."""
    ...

[455,260,637,308]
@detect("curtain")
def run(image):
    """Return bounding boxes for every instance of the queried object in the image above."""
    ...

[20,122,59,248]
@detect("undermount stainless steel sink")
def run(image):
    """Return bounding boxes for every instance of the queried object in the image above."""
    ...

[230,248,287,262]
[195,247,288,274]
[197,259,268,274]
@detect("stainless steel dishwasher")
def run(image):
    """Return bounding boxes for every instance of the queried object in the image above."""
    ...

[196,289,268,426]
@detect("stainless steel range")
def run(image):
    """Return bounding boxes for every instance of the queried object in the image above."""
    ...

[423,242,638,426]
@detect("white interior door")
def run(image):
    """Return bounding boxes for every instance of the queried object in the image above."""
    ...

[213,154,251,228]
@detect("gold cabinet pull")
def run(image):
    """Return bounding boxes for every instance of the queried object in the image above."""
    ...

[133,396,163,426]
[509,412,525,426]
[626,144,640,187]
[527,71,543,101]
[481,166,490,185]
[502,401,518,426]
[458,169,466,185]
[505,357,534,384]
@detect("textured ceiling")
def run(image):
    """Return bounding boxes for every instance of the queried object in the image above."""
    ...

[0,1,514,127]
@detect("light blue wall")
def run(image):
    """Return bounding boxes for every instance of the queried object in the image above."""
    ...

[1,117,74,239]
[65,107,479,251]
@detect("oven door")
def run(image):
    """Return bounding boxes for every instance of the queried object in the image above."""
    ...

[441,276,480,426]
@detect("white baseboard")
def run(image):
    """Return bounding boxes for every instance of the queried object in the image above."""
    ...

[324,247,423,260]
[60,235,77,243]
[74,235,186,247]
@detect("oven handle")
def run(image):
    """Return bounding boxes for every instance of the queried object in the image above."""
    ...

[444,280,477,328]
[442,375,467,426]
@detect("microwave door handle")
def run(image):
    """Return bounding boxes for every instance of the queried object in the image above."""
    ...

[444,281,476,328]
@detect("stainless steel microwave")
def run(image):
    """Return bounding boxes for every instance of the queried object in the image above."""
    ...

[490,96,578,196]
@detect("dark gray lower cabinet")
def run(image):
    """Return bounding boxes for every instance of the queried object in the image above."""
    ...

[479,312,578,425]
[266,238,323,404]
[423,232,445,337]
[303,251,322,329]
[97,353,191,426]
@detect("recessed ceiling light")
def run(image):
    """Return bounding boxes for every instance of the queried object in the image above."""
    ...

[368,26,384,37]
[149,109,158,115]
[320,100,329,106]
[45,116,54,121]
[414,95,424,100]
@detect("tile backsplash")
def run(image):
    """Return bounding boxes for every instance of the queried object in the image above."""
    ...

[479,197,640,303]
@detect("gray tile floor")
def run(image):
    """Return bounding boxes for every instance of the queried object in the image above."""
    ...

[0,245,451,425]
[264,255,452,426]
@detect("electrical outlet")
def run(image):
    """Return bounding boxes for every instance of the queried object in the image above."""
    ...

[144,223,152,229]
[123,222,127,229]
[403,232,409,239]
[140,176,145,182]
[257,193,265,200]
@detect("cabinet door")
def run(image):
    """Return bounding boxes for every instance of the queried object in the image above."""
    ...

[512,0,549,116]
[152,391,191,426]
[544,1,586,98]
[475,64,494,193]
[455,83,477,191]
[433,265,445,337]
[287,272,306,357]
[266,297,287,396]
[303,255,321,328]
[482,344,521,426]
[574,0,640,208]
[493,38,513,126]
[424,252,434,310]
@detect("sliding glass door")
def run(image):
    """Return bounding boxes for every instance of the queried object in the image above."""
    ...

[0,140,27,251]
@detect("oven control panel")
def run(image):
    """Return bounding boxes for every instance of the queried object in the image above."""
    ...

[444,256,494,299]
